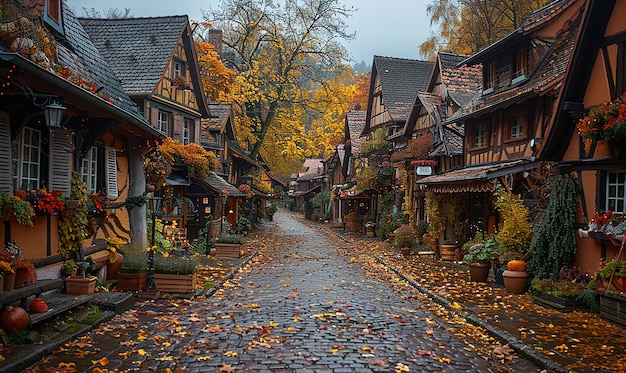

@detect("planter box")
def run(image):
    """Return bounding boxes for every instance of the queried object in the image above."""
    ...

[599,290,626,326]
[532,291,585,312]
[65,276,97,295]
[117,272,147,291]
[154,273,197,293]
[213,243,243,258]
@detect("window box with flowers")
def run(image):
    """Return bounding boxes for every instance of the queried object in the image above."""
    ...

[0,192,35,226]
[579,210,626,244]
[172,75,192,90]
[18,189,65,216]
[577,93,626,153]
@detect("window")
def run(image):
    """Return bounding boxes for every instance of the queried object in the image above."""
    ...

[484,63,496,93]
[508,112,527,140]
[473,124,487,148]
[606,171,626,213]
[183,119,192,144]
[158,111,169,134]
[12,127,41,190]
[514,48,528,80]
[174,60,184,78]
[44,0,63,34]
[81,147,98,194]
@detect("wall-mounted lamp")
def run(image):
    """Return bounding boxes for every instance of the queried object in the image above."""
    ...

[43,101,66,134]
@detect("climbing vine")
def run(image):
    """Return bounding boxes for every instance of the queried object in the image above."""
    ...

[423,190,444,251]
[58,172,88,259]
[527,174,580,280]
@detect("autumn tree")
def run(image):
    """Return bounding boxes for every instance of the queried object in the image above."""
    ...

[204,0,356,168]
[194,33,237,103]
[420,0,551,59]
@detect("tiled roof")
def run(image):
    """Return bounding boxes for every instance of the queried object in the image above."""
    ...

[449,9,581,123]
[438,52,482,108]
[346,111,366,155]
[56,3,145,121]
[430,124,464,157]
[196,172,246,197]
[79,16,188,96]
[374,56,434,122]
[298,158,324,181]
[206,103,231,130]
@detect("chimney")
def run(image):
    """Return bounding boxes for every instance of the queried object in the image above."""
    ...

[207,29,223,55]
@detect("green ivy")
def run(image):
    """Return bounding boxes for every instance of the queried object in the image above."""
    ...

[124,194,148,209]
[527,174,580,280]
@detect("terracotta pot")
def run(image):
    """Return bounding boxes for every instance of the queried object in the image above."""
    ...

[3,271,15,291]
[502,270,529,294]
[401,247,410,256]
[469,262,490,283]
[14,268,28,289]
[29,298,48,313]
[106,252,124,280]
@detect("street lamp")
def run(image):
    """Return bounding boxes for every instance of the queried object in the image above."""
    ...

[145,196,163,292]
[219,191,228,235]
[43,100,66,134]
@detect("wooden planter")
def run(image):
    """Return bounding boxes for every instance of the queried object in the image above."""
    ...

[154,273,197,293]
[532,291,585,312]
[212,243,243,258]
[65,276,97,295]
[117,272,147,291]
[599,290,626,326]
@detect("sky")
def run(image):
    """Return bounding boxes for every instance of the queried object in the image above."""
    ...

[65,0,433,64]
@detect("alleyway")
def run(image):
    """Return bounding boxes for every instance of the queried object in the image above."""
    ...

[27,210,539,372]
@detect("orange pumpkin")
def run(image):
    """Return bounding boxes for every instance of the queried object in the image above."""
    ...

[507,260,526,272]
[1,306,30,335]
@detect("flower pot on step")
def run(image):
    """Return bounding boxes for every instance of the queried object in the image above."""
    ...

[65,276,97,295]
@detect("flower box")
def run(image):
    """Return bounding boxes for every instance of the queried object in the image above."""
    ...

[532,291,585,312]
[65,276,97,295]
[599,289,626,326]
[212,243,243,258]
[154,273,196,293]
[117,272,147,291]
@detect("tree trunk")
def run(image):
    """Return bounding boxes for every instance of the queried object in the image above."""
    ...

[128,140,148,250]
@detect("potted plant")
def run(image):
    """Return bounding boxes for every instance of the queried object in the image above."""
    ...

[394,224,416,256]
[531,266,589,311]
[62,261,79,277]
[64,260,97,295]
[117,245,148,291]
[463,236,500,283]
[153,253,197,293]
[105,237,127,280]
[266,204,277,221]
[598,260,623,291]
[0,192,35,226]
[212,234,245,258]
[12,259,37,288]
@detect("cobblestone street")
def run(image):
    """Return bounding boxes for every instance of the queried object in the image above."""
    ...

[28,210,539,372]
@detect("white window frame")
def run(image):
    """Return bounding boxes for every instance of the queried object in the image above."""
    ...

[473,124,486,148]
[13,127,41,190]
[158,111,169,134]
[510,113,525,139]
[606,171,626,213]
[183,118,192,144]
[81,146,98,194]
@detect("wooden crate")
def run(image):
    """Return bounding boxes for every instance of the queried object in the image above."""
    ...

[154,273,197,293]
[117,272,147,292]
[599,290,626,326]
[213,243,242,258]
[65,276,97,295]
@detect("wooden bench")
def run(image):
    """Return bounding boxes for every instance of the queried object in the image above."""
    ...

[0,279,93,326]
[416,250,436,259]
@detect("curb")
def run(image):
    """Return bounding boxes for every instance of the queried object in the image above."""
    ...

[0,310,115,373]
[375,257,568,373]
[196,247,260,299]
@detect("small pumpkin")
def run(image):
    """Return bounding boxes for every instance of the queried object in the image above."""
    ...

[1,306,30,335]
[507,260,527,272]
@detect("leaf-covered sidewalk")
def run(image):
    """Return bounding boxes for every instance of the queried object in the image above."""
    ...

[323,222,626,373]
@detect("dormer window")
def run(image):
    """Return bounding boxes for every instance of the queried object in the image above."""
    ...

[174,60,185,78]
[483,63,496,95]
[512,48,528,84]
[44,0,64,35]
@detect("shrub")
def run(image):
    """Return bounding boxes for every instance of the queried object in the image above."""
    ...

[394,225,416,248]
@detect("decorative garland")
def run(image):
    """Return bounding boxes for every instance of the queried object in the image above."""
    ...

[124,194,148,209]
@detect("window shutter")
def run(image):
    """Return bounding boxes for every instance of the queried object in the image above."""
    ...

[0,112,12,193]
[105,147,119,198]
[48,129,73,196]
[194,118,201,143]
[173,113,183,142]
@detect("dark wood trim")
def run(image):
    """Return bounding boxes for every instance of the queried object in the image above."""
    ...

[617,42,625,96]
[576,170,589,223]
[603,29,626,46]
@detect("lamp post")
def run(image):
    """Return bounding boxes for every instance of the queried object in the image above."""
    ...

[145,196,162,292]
[219,192,228,235]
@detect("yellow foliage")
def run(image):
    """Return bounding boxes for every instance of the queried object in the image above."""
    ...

[158,138,220,177]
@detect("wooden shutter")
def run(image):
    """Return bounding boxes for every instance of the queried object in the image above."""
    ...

[48,129,73,196]
[0,112,12,193]
[105,147,119,198]
[194,118,201,144]
[173,113,183,142]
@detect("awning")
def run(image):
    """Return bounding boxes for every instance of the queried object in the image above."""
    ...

[417,159,536,193]
[166,173,191,186]
[194,172,246,197]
